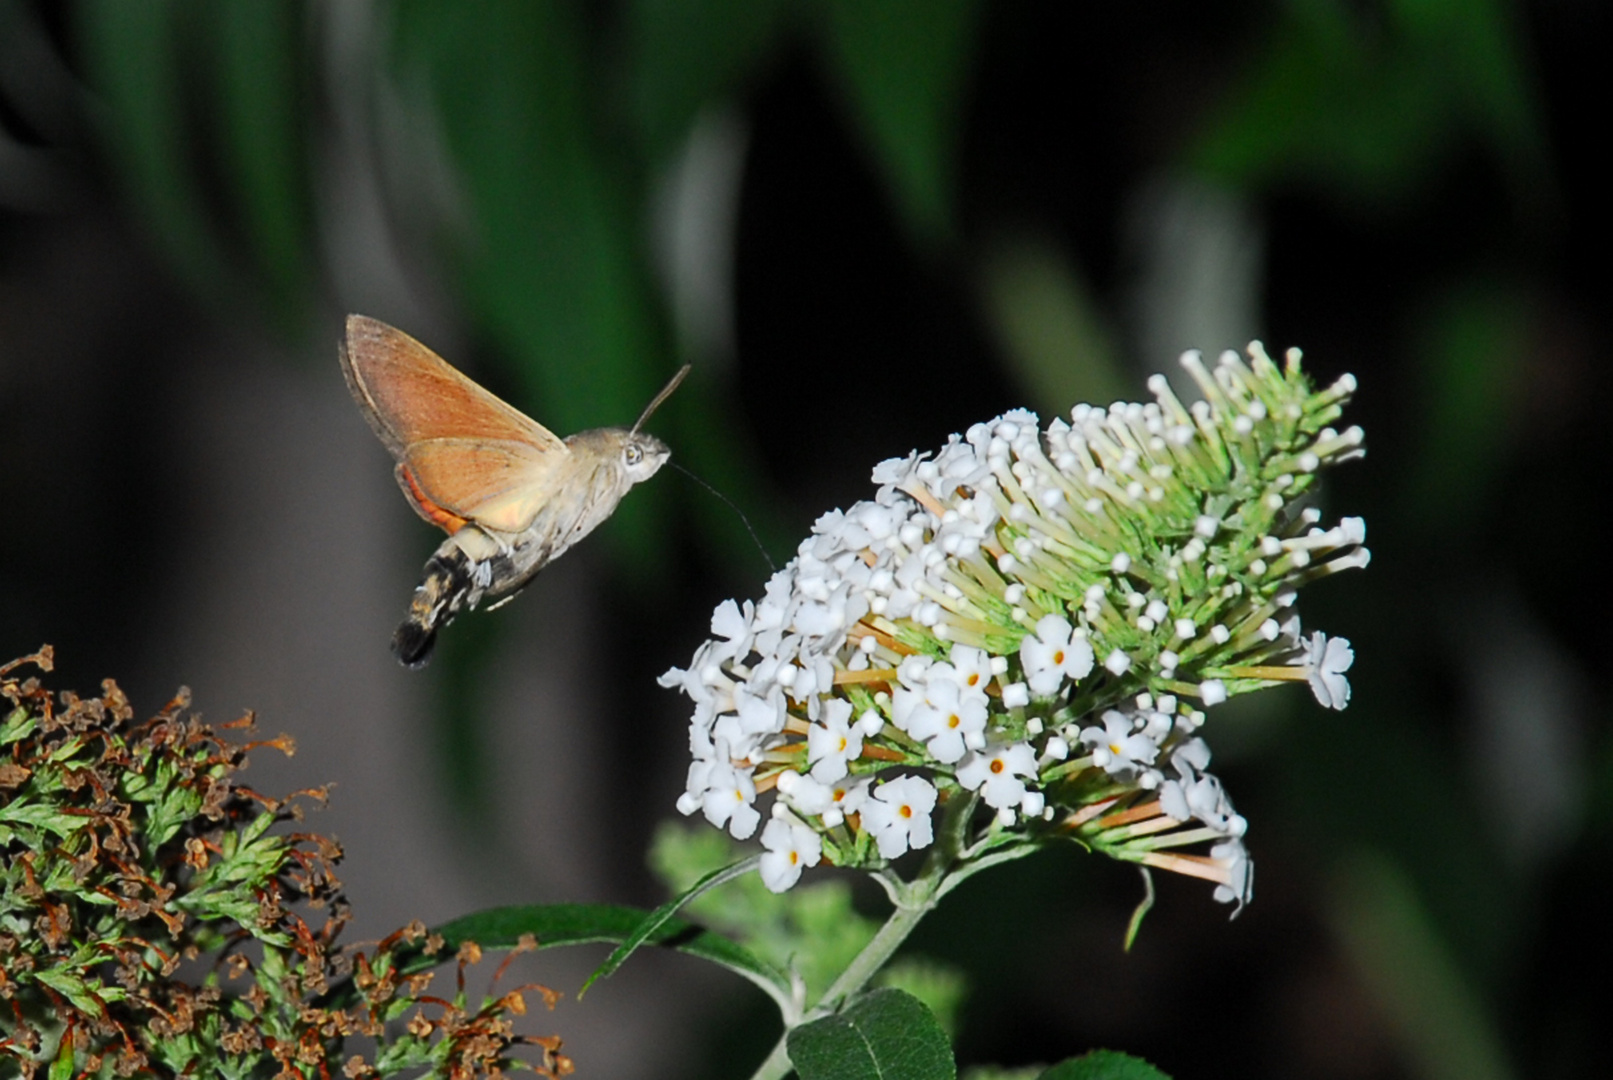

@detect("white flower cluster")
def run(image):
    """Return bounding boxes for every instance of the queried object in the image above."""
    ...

[661,344,1367,900]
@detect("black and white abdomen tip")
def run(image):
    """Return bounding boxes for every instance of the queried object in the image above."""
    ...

[391,547,482,668]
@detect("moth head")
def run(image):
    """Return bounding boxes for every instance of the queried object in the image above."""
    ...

[610,363,687,484]
[621,432,671,482]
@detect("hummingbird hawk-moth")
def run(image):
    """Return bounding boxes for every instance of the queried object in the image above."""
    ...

[340,315,687,667]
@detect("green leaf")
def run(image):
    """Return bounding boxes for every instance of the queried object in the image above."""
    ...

[1329,852,1516,1080]
[626,0,787,162]
[433,901,782,992]
[33,965,108,1018]
[788,988,955,1080]
[209,0,312,325]
[1190,0,1546,208]
[74,0,229,294]
[1038,1050,1172,1080]
[317,900,790,1015]
[1,706,36,743]
[1400,280,1533,532]
[322,899,787,1016]
[818,0,981,245]
[579,856,759,997]
[978,235,1129,416]
[875,957,968,1038]
[0,800,86,840]
[1122,867,1155,953]
[49,1025,76,1080]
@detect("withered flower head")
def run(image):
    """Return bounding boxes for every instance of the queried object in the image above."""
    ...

[0,650,567,1079]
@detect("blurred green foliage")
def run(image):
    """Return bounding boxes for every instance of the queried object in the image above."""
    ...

[1192,0,1545,207]
[819,0,979,246]
[29,0,1601,1076]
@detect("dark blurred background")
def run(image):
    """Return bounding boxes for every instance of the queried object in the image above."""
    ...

[1,2,1607,1077]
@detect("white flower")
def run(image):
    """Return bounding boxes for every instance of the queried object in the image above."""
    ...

[1170,737,1212,775]
[1019,614,1094,696]
[860,776,937,859]
[687,711,716,761]
[662,348,1363,910]
[807,699,863,782]
[1304,632,1354,710]
[927,433,994,499]
[956,742,1038,809]
[759,818,822,893]
[737,684,786,735]
[905,671,987,764]
[711,684,786,762]
[850,501,903,543]
[709,598,754,663]
[1159,771,1245,837]
[776,769,836,816]
[792,588,857,640]
[825,776,871,824]
[700,761,760,840]
[889,655,935,731]
[1211,839,1253,911]
[659,642,728,725]
[948,644,994,701]
[677,757,715,816]
[870,452,918,485]
[1079,710,1159,773]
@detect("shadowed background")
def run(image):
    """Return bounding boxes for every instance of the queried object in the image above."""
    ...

[1,2,1608,1077]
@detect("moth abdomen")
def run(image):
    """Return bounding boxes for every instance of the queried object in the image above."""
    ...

[392,617,439,669]
[393,547,481,668]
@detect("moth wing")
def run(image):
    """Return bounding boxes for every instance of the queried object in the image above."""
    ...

[404,438,559,534]
[341,315,567,533]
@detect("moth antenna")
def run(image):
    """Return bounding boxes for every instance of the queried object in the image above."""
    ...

[670,461,777,573]
[632,363,692,434]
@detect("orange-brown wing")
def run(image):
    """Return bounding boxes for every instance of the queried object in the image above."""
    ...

[341,315,567,533]
[403,439,564,534]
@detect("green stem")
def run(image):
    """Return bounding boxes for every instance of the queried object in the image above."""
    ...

[746,796,1010,1080]
[818,873,940,1012]
[747,882,938,1080]
[747,862,949,1080]
[751,1036,795,1080]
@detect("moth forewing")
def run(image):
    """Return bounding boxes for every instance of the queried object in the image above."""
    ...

[342,316,559,453]
[341,315,568,533]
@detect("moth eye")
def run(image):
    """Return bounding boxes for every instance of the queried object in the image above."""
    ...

[625,444,644,466]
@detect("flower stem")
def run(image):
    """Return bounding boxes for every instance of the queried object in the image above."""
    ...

[746,868,943,1080]
[750,1037,795,1080]
[818,873,940,1012]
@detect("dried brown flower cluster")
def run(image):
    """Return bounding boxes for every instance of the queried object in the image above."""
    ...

[0,648,569,1080]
